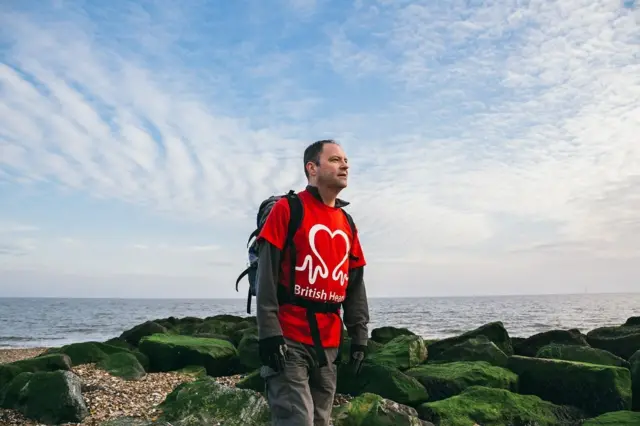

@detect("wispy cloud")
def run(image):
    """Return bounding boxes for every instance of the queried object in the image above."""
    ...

[0,0,639,297]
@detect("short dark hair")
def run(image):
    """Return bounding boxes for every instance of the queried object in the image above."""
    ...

[303,139,338,178]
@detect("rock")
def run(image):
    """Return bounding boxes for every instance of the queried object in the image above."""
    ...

[331,392,434,425]
[416,385,586,426]
[339,336,384,364]
[0,353,72,390]
[427,335,509,367]
[139,333,239,377]
[235,369,264,393]
[156,376,271,425]
[336,362,430,407]
[404,360,518,402]
[119,321,169,346]
[371,326,416,344]
[514,329,589,357]
[629,350,640,410]
[536,343,630,368]
[582,410,640,425]
[587,318,640,360]
[237,329,261,372]
[427,322,512,359]
[507,355,632,416]
[367,335,428,370]
[96,351,146,380]
[39,341,149,370]
[100,417,166,425]
[1,370,89,424]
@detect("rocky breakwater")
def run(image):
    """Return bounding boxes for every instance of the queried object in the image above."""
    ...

[0,314,639,425]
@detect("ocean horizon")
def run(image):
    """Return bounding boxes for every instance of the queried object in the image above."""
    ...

[1,292,638,349]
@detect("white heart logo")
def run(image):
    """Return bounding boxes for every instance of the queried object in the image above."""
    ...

[295,224,350,287]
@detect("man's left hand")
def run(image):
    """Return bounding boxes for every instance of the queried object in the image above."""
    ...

[349,343,367,375]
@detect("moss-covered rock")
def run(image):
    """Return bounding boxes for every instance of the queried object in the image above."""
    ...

[416,385,586,426]
[156,376,270,425]
[40,341,148,369]
[337,362,430,407]
[428,335,508,367]
[586,317,640,360]
[536,343,630,368]
[629,349,639,411]
[119,320,169,346]
[339,336,384,364]
[371,326,416,344]
[331,392,434,425]
[139,333,238,377]
[0,353,72,390]
[0,370,89,424]
[367,335,428,370]
[507,355,632,416]
[513,328,589,357]
[427,322,512,359]
[176,365,208,378]
[96,352,146,380]
[404,361,518,402]
[582,410,640,425]
[237,329,260,372]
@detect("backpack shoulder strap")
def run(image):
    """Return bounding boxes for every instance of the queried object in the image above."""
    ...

[341,209,359,262]
[284,189,303,249]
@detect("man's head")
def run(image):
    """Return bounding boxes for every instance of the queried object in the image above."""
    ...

[303,139,349,190]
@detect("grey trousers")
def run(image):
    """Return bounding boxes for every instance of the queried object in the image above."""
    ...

[260,338,339,426]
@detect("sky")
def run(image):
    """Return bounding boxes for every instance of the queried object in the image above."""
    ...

[0,0,639,299]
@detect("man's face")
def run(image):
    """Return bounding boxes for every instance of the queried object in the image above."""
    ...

[312,143,349,189]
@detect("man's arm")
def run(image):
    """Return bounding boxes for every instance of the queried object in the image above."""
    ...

[255,240,284,340]
[342,265,369,346]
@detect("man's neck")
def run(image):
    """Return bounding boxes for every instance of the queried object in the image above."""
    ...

[312,184,339,207]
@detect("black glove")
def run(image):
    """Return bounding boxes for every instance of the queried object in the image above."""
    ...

[259,335,289,372]
[349,343,367,376]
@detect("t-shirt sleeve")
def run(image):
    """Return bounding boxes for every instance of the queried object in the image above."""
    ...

[256,198,290,251]
[349,222,367,269]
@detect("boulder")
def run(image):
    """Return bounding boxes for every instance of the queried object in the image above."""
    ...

[513,329,589,357]
[367,334,428,370]
[507,355,632,416]
[338,336,384,364]
[119,320,169,346]
[0,353,72,390]
[427,322,512,359]
[156,376,271,425]
[237,329,260,372]
[416,385,586,426]
[587,318,640,360]
[336,362,430,407]
[96,351,146,380]
[582,410,640,425]
[139,333,239,377]
[404,361,518,402]
[39,341,148,370]
[371,326,416,344]
[427,335,508,367]
[0,370,89,424]
[331,392,434,425]
[629,349,639,411]
[536,343,630,368]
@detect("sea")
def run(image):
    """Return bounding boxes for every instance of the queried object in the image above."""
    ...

[0,293,638,349]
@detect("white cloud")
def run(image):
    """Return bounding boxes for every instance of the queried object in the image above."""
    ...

[0,0,639,297]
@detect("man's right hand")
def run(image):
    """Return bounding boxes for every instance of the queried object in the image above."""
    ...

[259,335,289,372]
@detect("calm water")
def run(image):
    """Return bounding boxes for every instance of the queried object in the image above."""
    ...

[0,293,638,348]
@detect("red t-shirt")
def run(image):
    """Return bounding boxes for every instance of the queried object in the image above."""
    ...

[257,189,366,348]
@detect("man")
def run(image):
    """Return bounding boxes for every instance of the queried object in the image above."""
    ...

[255,139,370,426]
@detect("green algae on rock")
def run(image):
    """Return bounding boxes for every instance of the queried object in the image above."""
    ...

[0,353,72,390]
[586,317,640,360]
[536,343,630,368]
[427,335,509,367]
[337,362,430,407]
[367,334,428,370]
[332,392,434,426]
[513,329,589,357]
[416,385,586,426]
[404,360,518,402]
[371,326,417,344]
[39,341,149,370]
[96,351,146,380]
[582,410,640,425]
[507,355,632,416]
[629,349,640,411]
[157,376,271,426]
[1,370,89,424]
[426,322,513,359]
[139,333,238,377]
